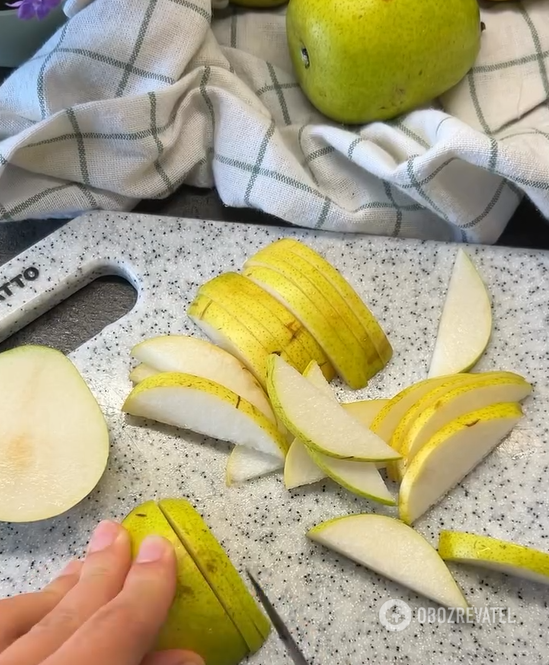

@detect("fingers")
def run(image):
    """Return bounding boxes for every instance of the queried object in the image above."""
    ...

[0,561,83,652]
[141,651,205,665]
[44,535,179,665]
[0,521,132,665]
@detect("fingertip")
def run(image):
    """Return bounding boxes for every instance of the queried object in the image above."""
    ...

[142,650,205,665]
[136,535,175,564]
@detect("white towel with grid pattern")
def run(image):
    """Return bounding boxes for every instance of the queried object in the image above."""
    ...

[0,0,548,241]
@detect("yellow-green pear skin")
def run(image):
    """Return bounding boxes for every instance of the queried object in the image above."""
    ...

[438,531,549,585]
[122,502,248,665]
[286,0,482,124]
[158,499,271,650]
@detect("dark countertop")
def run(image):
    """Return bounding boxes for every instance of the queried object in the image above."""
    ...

[1,66,549,354]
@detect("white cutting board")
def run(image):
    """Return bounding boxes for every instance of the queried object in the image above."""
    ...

[1,211,548,665]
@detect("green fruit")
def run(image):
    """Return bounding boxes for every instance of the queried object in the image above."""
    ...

[158,499,271,650]
[286,0,482,123]
[123,500,267,665]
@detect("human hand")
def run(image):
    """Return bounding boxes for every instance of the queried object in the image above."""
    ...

[0,521,204,665]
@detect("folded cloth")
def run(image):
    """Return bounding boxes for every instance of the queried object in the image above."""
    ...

[0,0,548,242]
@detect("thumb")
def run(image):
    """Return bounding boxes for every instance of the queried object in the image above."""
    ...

[141,651,205,665]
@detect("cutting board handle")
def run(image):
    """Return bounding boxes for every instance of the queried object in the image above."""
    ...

[0,244,133,345]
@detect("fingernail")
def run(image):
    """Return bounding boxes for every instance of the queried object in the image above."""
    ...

[59,560,82,577]
[88,520,121,554]
[136,535,171,563]
[177,657,205,665]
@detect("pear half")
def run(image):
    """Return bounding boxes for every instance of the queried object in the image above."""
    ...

[158,499,271,649]
[123,372,288,459]
[267,354,399,461]
[0,345,109,523]
[308,514,467,609]
[123,501,252,665]
[130,363,157,384]
[429,249,492,378]
[399,402,523,524]
[131,335,275,423]
[438,531,549,585]
[226,446,283,485]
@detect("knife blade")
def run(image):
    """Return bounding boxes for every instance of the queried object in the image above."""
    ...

[247,569,309,665]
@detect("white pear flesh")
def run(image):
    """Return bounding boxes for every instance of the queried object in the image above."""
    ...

[226,446,283,485]
[130,363,158,384]
[267,355,399,462]
[131,335,275,423]
[428,249,492,378]
[438,531,549,585]
[284,362,392,501]
[123,372,288,459]
[284,436,327,489]
[0,345,109,523]
[308,514,467,609]
[399,402,523,525]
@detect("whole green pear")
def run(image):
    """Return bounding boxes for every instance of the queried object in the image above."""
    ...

[286,0,482,124]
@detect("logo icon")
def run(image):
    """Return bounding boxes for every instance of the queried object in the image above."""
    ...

[379,599,412,632]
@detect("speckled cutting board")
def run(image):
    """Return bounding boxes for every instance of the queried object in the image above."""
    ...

[1,212,549,664]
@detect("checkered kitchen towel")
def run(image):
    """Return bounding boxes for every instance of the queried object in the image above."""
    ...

[0,0,548,242]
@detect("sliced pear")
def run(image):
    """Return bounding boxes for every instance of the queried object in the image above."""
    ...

[188,295,270,385]
[284,359,335,489]
[198,273,334,381]
[398,372,531,478]
[189,294,317,387]
[342,398,390,425]
[284,363,393,500]
[284,435,327,489]
[308,514,467,609]
[438,531,549,585]
[389,371,527,457]
[370,373,472,444]
[399,402,523,524]
[123,501,249,664]
[246,246,385,377]
[199,274,317,377]
[123,372,288,459]
[131,335,275,423]
[428,249,492,377]
[242,263,372,389]
[267,354,399,461]
[130,363,158,384]
[0,345,109,523]
[226,446,283,485]
[158,498,271,651]
[275,239,393,365]
[306,448,395,504]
